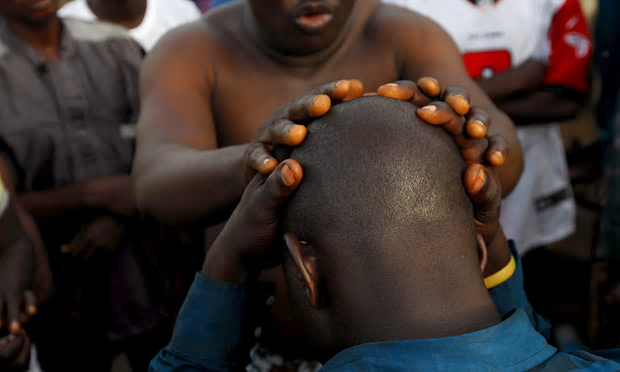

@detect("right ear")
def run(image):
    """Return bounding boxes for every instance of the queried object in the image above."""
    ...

[284,233,320,309]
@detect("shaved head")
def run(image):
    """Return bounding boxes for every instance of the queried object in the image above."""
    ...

[282,97,492,358]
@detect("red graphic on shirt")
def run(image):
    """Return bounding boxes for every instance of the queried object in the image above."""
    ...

[463,50,512,79]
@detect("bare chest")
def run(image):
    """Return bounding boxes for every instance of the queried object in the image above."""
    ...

[211,51,399,147]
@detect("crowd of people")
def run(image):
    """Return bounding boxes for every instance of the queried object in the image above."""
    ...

[0,0,617,371]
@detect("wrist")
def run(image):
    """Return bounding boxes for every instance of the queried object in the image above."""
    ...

[483,228,512,278]
[202,248,250,284]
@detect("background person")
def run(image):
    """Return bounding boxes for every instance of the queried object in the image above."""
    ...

[59,0,201,51]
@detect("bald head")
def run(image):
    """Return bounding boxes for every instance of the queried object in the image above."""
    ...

[285,96,475,258]
[281,97,493,357]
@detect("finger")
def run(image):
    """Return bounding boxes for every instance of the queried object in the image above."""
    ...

[416,101,465,136]
[257,160,303,210]
[245,142,279,176]
[377,81,434,107]
[454,136,489,166]
[417,77,442,98]
[463,165,502,224]
[443,86,471,116]
[487,134,508,166]
[288,94,331,122]
[255,118,308,147]
[465,107,490,139]
[343,79,364,101]
[310,80,353,102]
[6,295,21,335]
[23,292,36,317]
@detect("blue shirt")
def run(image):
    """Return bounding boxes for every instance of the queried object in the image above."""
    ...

[150,249,620,371]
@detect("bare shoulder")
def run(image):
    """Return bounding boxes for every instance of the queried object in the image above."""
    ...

[149,3,245,62]
[142,3,247,88]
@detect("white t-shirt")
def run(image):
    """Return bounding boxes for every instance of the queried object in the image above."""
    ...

[383,0,592,254]
[58,0,201,51]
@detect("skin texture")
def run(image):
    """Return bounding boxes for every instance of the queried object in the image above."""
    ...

[133,0,523,228]
[202,96,508,362]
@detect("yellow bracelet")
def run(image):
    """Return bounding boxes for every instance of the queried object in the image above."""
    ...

[484,255,516,289]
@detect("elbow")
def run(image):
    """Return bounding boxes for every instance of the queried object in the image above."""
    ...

[132,165,175,225]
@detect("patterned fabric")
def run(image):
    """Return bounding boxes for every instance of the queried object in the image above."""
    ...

[247,346,322,372]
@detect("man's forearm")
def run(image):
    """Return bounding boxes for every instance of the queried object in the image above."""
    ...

[496,91,582,125]
[133,144,248,225]
[18,176,135,220]
[476,59,546,101]
[18,183,88,221]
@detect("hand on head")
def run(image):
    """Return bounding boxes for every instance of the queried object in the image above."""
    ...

[377,78,505,246]
[244,79,364,180]
[203,160,303,283]
[219,79,506,284]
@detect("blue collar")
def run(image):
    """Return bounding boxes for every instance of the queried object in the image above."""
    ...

[323,309,557,372]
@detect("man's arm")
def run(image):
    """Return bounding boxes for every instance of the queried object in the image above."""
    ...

[476,60,582,125]
[132,26,252,225]
[475,59,547,101]
[18,176,136,221]
[393,13,523,195]
[489,0,591,126]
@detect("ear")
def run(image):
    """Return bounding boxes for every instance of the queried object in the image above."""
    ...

[476,233,488,274]
[284,233,320,309]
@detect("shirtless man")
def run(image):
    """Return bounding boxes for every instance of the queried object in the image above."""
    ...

[134,0,523,228]
[134,0,523,363]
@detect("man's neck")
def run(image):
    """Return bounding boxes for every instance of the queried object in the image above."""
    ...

[87,0,147,30]
[5,16,62,60]
[336,278,502,348]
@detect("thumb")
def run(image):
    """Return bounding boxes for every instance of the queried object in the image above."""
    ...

[255,159,303,213]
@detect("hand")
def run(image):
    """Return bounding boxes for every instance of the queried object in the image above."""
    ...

[244,80,364,180]
[0,332,31,372]
[61,215,126,263]
[203,160,303,283]
[377,78,508,168]
[0,239,36,336]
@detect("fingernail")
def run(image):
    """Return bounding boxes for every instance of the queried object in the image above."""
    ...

[281,164,295,186]
[490,150,504,164]
[421,105,437,113]
[384,83,398,87]
[28,305,37,316]
[473,120,485,134]
[335,80,346,88]
[472,167,486,192]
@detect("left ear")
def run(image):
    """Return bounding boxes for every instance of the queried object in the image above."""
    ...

[476,233,488,274]
[284,233,320,309]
